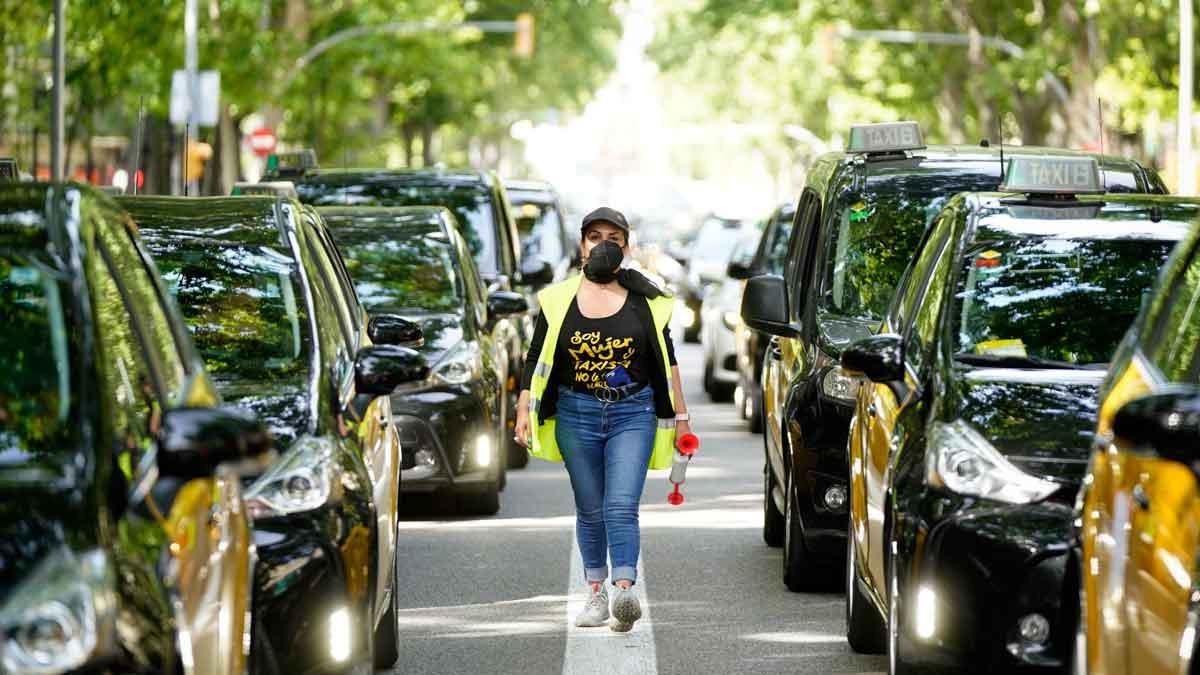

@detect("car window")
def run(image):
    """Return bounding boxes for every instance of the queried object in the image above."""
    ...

[0,250,75,470]
[301,222,358,351]
[902,216,957,370]
[94,208,188,401]
[765,209,794,275]
[1145,236,1200,380]
[513,199,564,263]
[308,213,364,333]
[786,191,821,320]
[334,227,465,314]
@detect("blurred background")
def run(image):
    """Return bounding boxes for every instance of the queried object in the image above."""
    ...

[2,0,1197,244]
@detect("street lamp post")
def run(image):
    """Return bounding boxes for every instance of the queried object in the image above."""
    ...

[1180,0,1195,194]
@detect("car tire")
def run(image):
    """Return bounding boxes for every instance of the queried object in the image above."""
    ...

[763,462,785,548]
[458,485,501,516]
[372,556,400,668]
[846,532,886,654]
[703,360,715,394]
[748,391,764,434]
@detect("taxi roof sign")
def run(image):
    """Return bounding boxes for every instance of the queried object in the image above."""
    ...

[846,122,925,154]
[265,149,318,177]
[999,156,1104,196]
[232,181,299,199]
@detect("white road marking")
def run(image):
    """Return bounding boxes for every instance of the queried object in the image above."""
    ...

[562,531,658,675]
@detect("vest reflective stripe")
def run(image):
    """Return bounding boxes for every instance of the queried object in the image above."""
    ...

[528,275,677,470]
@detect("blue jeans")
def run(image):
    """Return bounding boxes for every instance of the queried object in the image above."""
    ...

[555,385,657,585]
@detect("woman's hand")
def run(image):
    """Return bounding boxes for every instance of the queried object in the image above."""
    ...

[675,418,692,439]
[514,391,533,448]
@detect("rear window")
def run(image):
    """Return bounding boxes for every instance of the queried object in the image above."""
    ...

[331,228,464,313]
[297,181,499,275]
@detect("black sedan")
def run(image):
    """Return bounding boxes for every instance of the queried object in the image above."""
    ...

[834,159,1197,672]
[319,206,529,515]
[0,183,272,674]
[120,195,427,673]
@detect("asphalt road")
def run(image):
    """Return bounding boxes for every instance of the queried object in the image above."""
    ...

[389,342,887,675]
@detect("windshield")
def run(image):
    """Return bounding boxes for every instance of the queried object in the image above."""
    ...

[149,237,310,385]
[692,220,744,263]
[332,229,464,313]
[0,253,73,472]
[821,169,1000,320]
[511,198,563,261]
[953,238,1175,367]
[297,181,498,275]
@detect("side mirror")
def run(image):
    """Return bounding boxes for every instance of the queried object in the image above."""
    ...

[487,290,529,320]
[727,260,758,280]
[368,313,424,347]
[740,275,800,338]
[840,334,905,383]
[517,257,554,286]
[157,407,273,479]
[1113,389,1200,472]
[355,345,430,396]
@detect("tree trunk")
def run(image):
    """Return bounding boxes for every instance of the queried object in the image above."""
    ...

[401,123,415,167]
[422,121,434,166]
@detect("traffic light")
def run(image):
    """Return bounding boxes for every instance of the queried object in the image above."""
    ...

[185,140,212,182]
[514,13,535,58]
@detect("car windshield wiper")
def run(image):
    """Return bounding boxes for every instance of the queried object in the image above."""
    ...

[952,353,1100,370]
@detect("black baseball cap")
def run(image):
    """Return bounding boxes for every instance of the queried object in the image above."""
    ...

[580,207,630,236]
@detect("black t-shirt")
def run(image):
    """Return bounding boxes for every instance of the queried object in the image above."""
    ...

[558,296,651,395]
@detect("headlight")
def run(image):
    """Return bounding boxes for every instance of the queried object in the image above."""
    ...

[432,341,482,385]
[821,366,859,403]
[0,549,115,675]
[246,436,339,517]
[722,310,740,331]
[926,420,1058,504]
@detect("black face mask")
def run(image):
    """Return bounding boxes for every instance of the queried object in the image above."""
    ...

[583,240,623,284]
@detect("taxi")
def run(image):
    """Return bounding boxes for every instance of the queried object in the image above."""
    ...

[739,121,1166,592]
[832,156,1197,673]
[1073,216,1200,674]
[0,182,273,674]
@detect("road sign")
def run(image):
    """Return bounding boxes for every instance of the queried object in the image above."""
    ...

[170,70,220,126]
[249,128,277,157]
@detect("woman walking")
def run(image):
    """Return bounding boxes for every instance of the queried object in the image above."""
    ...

[514,206,691,632]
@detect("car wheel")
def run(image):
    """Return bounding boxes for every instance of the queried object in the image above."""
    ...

[703,359,715,394]
[763,462,784,547]
[711,380,735,403]
[458,484,501,516]
[372,556,400,668]
[846,531,886,654]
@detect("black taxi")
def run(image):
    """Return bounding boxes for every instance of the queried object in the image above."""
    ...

[0,183,273,673]
[319,205,529,514]
[270,156,549,470]
[119,195,427,672]
[1071,216,1200,675]
[740,121,1167,592]
[832,156,1195,673]
[731,201,795,433]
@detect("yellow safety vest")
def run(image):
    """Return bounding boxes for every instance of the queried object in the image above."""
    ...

[528,275,677,470]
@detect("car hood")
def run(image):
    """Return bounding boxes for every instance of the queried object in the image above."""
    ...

[952,368,1106,484]
[375,309,465,366]
[0,482,94,599]
[816,314,879,358]
[216,378,313,450]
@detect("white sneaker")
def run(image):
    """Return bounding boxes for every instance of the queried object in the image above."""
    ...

[575,584,609,627]
[609,586,642,632]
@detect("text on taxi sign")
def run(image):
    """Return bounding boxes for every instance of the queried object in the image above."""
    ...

[1001,156,1103,194]
[847,122,925,153]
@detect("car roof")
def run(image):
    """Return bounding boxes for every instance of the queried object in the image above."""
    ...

[961,193,1200,243]
[504,179,555,192]
[296,167,492,187]
[316,205,450,235]
[0,183,112,262]
[117,195,288,247]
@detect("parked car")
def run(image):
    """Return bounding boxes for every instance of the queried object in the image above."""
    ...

[1072,216,1200,675]
[278,161,549,469]
[732,202,795,432]
[0,183,273,674]
[680,214,744,343]
[700,226,762,401]
[319,205,529,514]
[831,158,1192,672]
[505,178,577,285]
[743,121,1171,594]
[120,194,427,672]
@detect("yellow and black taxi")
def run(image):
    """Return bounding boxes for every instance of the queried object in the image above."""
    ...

[118,194,428,672]
[268,154,547,470]
[740,121,1166,593]
[319,205,530,514]
[731,201,794,433]
[0,183,273,674]
[1072,216,1200,674]
[832,155,1195,673]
